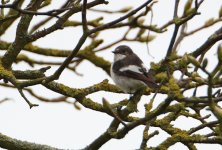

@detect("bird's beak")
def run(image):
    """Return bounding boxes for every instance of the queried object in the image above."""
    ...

[112,51,117,54]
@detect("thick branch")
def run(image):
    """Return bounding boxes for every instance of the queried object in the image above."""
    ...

[0,132,57,150]
[191,26,222,57]
[1,0,43,69]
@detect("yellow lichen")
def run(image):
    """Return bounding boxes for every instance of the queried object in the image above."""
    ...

[167,78,183,99]
[0,63,14,79]
[155,72,168,82]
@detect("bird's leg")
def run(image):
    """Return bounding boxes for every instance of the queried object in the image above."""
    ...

[128,91,139,112]
[117,93,132,112]
[117,105,122,114]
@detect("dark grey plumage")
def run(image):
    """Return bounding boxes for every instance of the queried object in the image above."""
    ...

[111,45,159,93]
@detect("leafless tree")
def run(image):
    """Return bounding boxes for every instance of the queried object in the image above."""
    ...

[0,0,222,149]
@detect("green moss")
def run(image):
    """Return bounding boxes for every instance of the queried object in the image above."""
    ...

[173,17,181,25]
[155,119,169,128]
[151,60,175,73]
[145,102,153,113]
[166,103,184,112]
[78,41,111,74]
[24,44,70,57]
[168,78,179,89]
[81,97,104,111]
[155,72,168,82]
[44,81,107,112]
[167,78,183,99]
[0,41,10,50]
[0,63,14,80]
[126,99,139,112]
[160,85,169,93]
[47,81,81,97]
[150,62,162,71]
[177,57,188,68]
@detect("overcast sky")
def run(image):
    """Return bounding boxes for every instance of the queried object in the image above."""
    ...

[0,0,222,150]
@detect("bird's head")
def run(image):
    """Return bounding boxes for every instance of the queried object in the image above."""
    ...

[112,45,133,61]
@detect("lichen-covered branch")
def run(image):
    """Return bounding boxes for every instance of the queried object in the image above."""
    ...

[0,132,58,150]
[0,0,222,149]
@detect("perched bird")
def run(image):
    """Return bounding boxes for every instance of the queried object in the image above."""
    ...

[110,45,159,93]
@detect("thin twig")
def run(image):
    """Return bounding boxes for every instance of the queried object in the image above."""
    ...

[102,98,127,127]
[89,0,154,34]
[17,88,39,109]
[45,0,154,82]
[82,0,88,32]
[0,98,11,104]
[165,0,180,59]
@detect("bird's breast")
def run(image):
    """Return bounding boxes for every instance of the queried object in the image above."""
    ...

[110,65,146,93]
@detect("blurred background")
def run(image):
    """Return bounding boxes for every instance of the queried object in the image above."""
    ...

[0,0,222,149]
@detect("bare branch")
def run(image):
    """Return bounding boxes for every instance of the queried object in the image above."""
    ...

[0,132,57,150]
[82,0,88,32]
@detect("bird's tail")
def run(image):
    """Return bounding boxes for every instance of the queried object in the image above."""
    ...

[146,69,160,90]
[145,81,160,90]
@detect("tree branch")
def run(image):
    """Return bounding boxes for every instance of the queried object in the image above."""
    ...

[0,132,57,150]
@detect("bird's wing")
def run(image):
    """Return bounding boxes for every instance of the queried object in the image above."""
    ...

[140,67,157,82]
[119,65,159,89]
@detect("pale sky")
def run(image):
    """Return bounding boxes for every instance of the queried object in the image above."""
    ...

[0,0,222,150]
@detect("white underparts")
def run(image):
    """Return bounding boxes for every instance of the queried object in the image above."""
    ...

[110,64,146,93]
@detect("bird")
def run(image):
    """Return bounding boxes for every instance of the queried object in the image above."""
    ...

[110,45,159,93]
